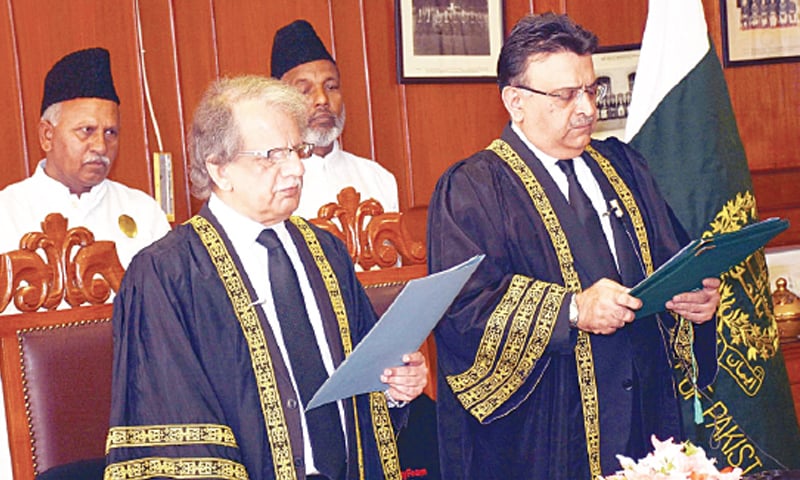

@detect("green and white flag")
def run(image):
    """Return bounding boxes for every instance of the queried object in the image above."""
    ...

[625,0,800,473]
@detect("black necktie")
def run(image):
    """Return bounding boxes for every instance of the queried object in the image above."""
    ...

[608,204,645,285]
[557,159,618,276]
[257,229,346,478]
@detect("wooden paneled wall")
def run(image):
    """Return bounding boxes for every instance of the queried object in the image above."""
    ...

[1,0,798,245]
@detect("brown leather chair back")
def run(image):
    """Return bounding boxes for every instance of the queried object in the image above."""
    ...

[24,318,112,474]
[0,213,123,479]
[0,304,113,479]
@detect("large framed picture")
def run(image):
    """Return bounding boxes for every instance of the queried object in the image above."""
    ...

[720,0,800,67]
[591,45,641,140]
[396,0,505,83]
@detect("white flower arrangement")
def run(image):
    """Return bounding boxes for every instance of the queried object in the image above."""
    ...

[602,435,743,480]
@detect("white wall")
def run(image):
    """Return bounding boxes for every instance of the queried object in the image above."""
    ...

[766,246,800,294]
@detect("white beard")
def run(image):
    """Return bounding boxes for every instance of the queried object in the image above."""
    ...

[305,106,346,150]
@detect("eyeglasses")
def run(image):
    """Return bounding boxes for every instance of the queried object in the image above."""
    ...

[513,81,608,106]
[237,142,315,166]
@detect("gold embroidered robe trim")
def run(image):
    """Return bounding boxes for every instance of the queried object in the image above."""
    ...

[585,145,654,275]
[471,283,567,420]
[453,280,553,414]
[488,139,605,475]
[471,281,567,421]
[588,145,699,399]
[105,424,238,453]
[103,456,249,480]
[188,216,295,480]
[488,140,581,291]
[484,139,660,477]
[453,278,544,407]
[674,315,696,369]
[575,331,601,472]
[290,217,401,480]
[446,275,531,393]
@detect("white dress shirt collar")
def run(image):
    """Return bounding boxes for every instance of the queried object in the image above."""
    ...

[207,193,289,250]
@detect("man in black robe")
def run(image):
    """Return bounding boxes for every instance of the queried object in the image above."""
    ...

[427,13,721,479]
[105,75,428,480]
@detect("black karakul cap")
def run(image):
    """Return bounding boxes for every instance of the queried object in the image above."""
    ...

[270,20,335,79]
[41,47,120,115]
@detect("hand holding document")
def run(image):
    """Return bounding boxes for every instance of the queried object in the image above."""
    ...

[629,217,788,319]
[306,254,484,410]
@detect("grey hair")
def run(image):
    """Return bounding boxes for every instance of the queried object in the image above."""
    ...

[41,102,62,125]
[188,75,308,200]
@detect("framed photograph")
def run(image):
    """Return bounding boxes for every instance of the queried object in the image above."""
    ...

[396,0,505,83]
[720,0,800,67]
[591,45,641,140]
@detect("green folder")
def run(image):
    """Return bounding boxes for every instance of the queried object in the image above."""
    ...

[629,217,789,319]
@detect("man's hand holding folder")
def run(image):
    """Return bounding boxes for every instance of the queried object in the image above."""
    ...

[629,217,789,319]
[572,278,721,335]
[571,217,788,334]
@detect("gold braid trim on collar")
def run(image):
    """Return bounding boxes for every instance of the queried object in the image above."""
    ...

[488,139,602,476]
[290,217,401,480]
[189,216,295,480]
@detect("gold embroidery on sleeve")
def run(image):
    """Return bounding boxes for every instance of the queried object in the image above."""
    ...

[103,457,249,480]
[489,139,602,477]
[472,284,567,420]
[446,275,531,393]
[106,424,237,453]
[456,280,546,410]
[469,283,564,421]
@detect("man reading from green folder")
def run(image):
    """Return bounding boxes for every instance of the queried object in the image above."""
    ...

[427,13,720,480]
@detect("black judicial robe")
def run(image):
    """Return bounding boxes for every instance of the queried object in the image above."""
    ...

[105,206,404,480]
[427,126,717,480]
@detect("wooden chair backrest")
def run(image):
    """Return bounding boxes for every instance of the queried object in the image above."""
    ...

[308,187,426,270]
[310,187,436,398]
[0,213,124,313]
[0,213,124,479]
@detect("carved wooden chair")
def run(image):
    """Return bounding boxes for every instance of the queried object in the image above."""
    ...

[309,186,426,270]
[0,213,124,313]
[0,213,124,479]
[308,187,436,400]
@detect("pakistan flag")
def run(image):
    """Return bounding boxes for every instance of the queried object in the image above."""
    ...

[624,0,800,473]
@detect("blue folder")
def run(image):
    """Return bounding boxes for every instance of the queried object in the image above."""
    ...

[306,254,484,410]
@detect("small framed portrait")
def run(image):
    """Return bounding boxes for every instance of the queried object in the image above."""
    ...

[396,0,505,83]
[720,0,800,67]
[591,45,641,140]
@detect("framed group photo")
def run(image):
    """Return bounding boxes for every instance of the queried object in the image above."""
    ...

[591,45,641,140]
[396,0,504,83]
[720,0,800,67]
